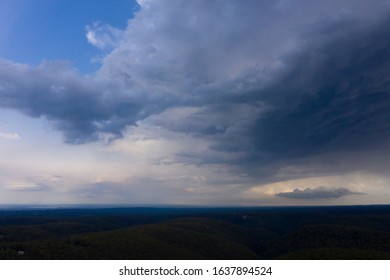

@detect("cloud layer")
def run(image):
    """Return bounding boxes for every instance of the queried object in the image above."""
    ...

[0,0,390,202]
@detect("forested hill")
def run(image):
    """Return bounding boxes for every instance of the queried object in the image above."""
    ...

[1,205,390,259]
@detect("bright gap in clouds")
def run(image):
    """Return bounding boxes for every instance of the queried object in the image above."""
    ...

[0,0,390,205]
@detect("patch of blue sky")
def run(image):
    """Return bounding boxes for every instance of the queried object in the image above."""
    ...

[0,0,139,73]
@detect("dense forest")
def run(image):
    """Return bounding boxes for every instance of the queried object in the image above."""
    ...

[1,205,390,259]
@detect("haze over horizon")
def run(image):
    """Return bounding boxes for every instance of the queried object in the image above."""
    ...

[0,0,389,206]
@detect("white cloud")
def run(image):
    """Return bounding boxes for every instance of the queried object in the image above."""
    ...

[0,132,21,140]
[86,22,123,50]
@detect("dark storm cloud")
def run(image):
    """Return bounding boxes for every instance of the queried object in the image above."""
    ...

[168,16,390,181]
[249,19,390,159]
[276,187,363,200]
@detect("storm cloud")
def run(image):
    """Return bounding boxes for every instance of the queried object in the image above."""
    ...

[251,19,390,158]
[100,0,390,176]
[0,0,389,187]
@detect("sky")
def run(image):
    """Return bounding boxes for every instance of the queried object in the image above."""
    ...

[0,0,390,206]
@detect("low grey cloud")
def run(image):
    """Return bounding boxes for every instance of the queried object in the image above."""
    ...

[0,60,143,144]
[73,177,193,205]
[3,183,50,193]
[275,187,363,200]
